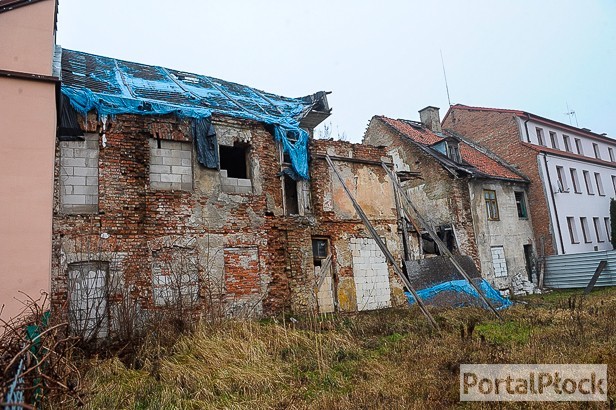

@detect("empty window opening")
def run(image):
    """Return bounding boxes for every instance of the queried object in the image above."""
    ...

[484,189,499,220]
[583,171,594,194]
[284,174,299,215]
[446,141,461,162]
[515,191,528,218]
[282,130,299,164]
[421,225,456,255]
[220,143,249,179]
[593,143,601,159]
[567,217,579,244]
[569,169,581,193]
[549,131,559,149]
[580,217,591,243]
[593,217,604,242]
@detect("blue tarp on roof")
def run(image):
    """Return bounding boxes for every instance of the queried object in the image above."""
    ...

[60,49,326,179]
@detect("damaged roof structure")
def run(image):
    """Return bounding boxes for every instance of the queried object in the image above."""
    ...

[364,107,538,297]
[53,48,413,340]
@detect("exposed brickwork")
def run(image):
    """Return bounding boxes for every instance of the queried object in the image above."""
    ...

[52,114,405,334]
[443,108,555,255]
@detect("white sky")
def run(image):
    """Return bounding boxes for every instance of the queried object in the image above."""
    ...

[56,0,616,142]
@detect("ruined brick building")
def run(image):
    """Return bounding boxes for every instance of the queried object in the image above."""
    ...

[364,107,537,292]
[53,49,406,338]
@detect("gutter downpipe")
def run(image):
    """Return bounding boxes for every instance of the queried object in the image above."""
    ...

[542,153,566,254]
[523,114,565,254]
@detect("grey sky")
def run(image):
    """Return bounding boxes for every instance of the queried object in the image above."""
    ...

[56,0,616,142]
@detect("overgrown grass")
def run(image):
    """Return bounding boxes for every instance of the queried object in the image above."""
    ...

[50,288,616,409]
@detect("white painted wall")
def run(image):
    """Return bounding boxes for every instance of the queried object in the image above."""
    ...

[540,153,614,254]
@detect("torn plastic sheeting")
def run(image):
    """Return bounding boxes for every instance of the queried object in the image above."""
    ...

[193,118,218,169]
[61,86,311,179]
[405,279,512,310]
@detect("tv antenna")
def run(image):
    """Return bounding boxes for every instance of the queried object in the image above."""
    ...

[440,49,452,107]
[565,102,578,127]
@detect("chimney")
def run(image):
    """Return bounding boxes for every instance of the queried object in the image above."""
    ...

[419,106,441,133]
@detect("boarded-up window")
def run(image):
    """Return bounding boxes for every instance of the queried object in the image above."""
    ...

[351,238,391,311]
[60,133,99,213]
[68,261,109,340]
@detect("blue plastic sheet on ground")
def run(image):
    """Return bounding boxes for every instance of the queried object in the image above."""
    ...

[405,279,512,310]
[60,49,320,179]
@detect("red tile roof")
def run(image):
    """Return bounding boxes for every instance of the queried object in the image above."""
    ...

[377,115,526,182]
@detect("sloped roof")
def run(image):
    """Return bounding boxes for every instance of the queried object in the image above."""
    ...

[60,48,330,127]
[376,116,526,182]
[444,104,614,144]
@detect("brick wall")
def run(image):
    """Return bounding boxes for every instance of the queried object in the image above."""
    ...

[443,109,556,255]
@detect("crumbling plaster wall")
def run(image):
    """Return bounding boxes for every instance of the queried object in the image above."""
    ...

[363,119,481,269]
[468,180,535,290]
[309,139,406,312]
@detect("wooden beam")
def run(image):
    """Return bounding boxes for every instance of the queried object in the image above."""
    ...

[584,260,607,295]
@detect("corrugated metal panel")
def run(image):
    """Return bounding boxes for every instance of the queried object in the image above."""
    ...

[544,250,616,288]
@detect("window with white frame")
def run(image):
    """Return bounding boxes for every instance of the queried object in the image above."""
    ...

[567,217,579,244]
[593,143,602,159]
[549,131,559,149]
[593,217,604,242]
[580,217,591,243]
[536,128,545,146]
[563,135,572,152]
[583,171,594,195]
[595,173,605,196]
[569,168,581,193]
[575,138,584,155]
[556,166,568,192]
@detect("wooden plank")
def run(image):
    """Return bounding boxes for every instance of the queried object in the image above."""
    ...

[325,155,439,330]
[584,260,608,295]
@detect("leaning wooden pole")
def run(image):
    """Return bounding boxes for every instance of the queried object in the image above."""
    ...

[381,162,502,320]
[324,155,439,330]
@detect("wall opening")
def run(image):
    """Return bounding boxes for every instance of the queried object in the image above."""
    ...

[220,143,249,179]
[284,174,299,215]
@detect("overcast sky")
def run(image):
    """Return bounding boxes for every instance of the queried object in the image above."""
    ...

[56,0,616,142]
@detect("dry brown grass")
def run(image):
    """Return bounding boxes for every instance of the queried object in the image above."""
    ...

[49,288,616,409]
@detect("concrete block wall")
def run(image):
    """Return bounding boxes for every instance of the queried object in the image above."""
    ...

[350,237,392,311]
[60,133,99,213]
[149,138,192,191]
[220,169,253,194]
[490,246,508,277]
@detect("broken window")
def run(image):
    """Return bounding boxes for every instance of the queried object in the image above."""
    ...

[312,238,329,263]
[514,191,528,218]
[149,138,193,191]
[219,142,252,194]
[446,141,461,162]
[67,261,109,340]
[484,189,499,220]
[220,144,249,178]
[60,133,99,214]
[284,174,299,215]
[281,130,299,164]
[421,225,456,255]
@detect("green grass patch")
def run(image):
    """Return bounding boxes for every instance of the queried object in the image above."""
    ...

[475,320,531,345]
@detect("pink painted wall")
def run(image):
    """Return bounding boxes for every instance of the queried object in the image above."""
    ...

[0,0,57,320]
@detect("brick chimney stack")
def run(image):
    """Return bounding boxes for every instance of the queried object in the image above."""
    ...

[419,106,441,133]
